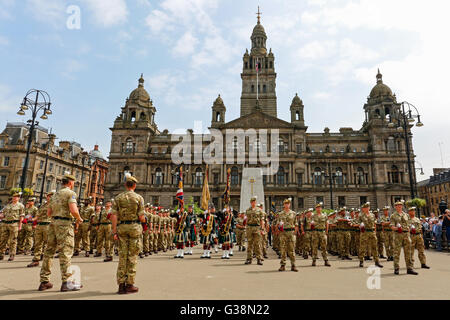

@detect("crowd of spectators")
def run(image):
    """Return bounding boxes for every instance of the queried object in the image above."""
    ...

[422,210,450,251]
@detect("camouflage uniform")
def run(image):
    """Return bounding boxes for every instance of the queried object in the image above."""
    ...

[301,214,314,258]
[336,213,352,259]
[97,208,112,257]
[356,211,380,265]
[112,190,145,286]
[275,209,297,268]
[408,216,427,266]
[89,209,99,253]
[152,213,160,253]
[75,204,94,253]
[235,215,246,250]
[0,202,25,258]
[32,200,51,262]
[390,210,413,271]
[381,214,394,259]
[311,210,329,264]
[18,205,37,253]
[245,206,264,262]
[40,187,77,284]
[327,215,337,254]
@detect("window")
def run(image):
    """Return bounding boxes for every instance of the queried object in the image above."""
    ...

[335,168,343,185]
[297,173,303,186]
[195,168,203,186]
[316,196,324,205]
[360,196,368,206]
[232,137,238,150]
[341,148,345,154]
[0,176,6,189]
[338,196,346,207]
[361,148,365,153]
[39,160,44,170]
[263,85,267,93]
[125,138,134,154]
[278,139,285,152]
[296,144,303,154]
[254,138,261,151]
[155,168,163,185]
[356,167,365,185]
[298,198,304,209]
[0,139,4,148]
[251,85,255,93]
[390,165,400,184]
[3,156,10,167]
[277,167,286,185]
[263,175,267,186]
[152,196,160,206]
[231,167,239,185]
[46,179,52,192]
[36,177,42,191]
[213,173,219,185]
[49,163,54,172]
[314,168,323,185]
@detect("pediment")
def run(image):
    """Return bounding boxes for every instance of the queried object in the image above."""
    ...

[223,111,293,129]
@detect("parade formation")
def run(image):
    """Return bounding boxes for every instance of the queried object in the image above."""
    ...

[0,168,431,295]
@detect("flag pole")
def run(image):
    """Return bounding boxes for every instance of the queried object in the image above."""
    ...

[256,57,259,102]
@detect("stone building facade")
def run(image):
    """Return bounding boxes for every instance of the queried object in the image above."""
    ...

[0,122,93,207]
[105,16,417,211]
[418,168,450,216]
[87,145,109,205]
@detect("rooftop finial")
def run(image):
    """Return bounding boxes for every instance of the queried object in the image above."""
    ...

[139,73,144,87]
[376,69,382,83]
[256,6,262,24]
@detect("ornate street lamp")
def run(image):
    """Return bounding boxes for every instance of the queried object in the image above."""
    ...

[322,163,337,210]
[17,90,52,193]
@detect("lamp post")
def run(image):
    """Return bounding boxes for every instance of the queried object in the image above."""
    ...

[322,163,336,210]
[387,101,423,200]
[38,132,57,205]
[17,90,52,193]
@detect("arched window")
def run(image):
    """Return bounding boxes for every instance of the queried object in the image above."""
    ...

[125,138,134,153]
[391,165,400,184]
[231,167,239,185]
[356,167,365,185]
[263,85,267,93]
[131,111,136,123]
[278,139,285,152]
[155,168,163,185]
[314,168,323,185]
[173,167,180,185]
[251,85,255,93]
[195,167,203,186]
[277,167,285,185]
[375,109,380,117]
[140,112,146,121]
[335,168,343,185]
[215,112,220,122]
[270,61,273,68]
[245,62,248,69]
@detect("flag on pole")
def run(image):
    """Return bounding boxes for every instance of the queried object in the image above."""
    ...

[222,168,231,207]
[201,165,210,211]
[176,166,184,208]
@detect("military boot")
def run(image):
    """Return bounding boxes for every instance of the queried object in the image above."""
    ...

[257,259,263,265]
[38,282,53,291]
[278,265,285,272]
[0,255,3,261]
[73,250,79,257]
[291,266,298,272]
[118,283,127,294]
[312,259,316,266]
[375,262,383,268]
[125,284,139,294]
[394,269,399,275]
[94,252,102,257]
[345,255,352,260]
[407,269,418,275]
[421,264,430,269]
[324,260,331,267]
[104,256,113,262]
[27,261,39,268]
[8,255,14,261]
[85,252,90,257]
[245,259,252,265]
[61,281,82,292]
[379,255,386,259]
[359,261,364,268]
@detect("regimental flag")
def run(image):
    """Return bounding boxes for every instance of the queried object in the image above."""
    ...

[222,168,231,207]
[176,166,184,208]
[271,202,276,214]
[201,165,210,211]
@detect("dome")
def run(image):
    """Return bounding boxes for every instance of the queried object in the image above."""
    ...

[89,145,104,160]
[252,22,267,38]
[129,74,150,102]
[214,94,224,105]
[292,93,303,105]
[369,70,393,98]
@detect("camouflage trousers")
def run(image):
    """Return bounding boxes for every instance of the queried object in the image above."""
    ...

[142,230,149,253]
[295,232,303,253]
[117,224,142,285]
[74,222,90,252]
[97,224,112,256]
[358,231,379,263]
[260,232,268,256]
[246,227,262,260]
[328,231,337,253]
[302,231,313,256]
[89,226,97,251]
[279,231,296,267]
[153,231,159,251]
[338,231,351,257]
[382,230,394,257]
[148,232,155,252]
[376,231,384,256]
[235,229,245,247]
[272,232,280,251]
[40,222,75,283]
[312,231,328,261]
[158,232,166,250]
[393,232,412,270]
[18,224,34,252]
[33,224,49,262]
[354,232,360,256]
[0,223,19,256]
[410,234,426,266]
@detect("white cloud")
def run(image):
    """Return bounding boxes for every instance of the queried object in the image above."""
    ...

[172,31,198,57]
[25,0,65,27]
[61,59,84,80]
[0,0,15,20]
[0,84,20,113]
[82,0,128,27]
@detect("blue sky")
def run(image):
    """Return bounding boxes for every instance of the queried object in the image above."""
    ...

[0,0,449,179]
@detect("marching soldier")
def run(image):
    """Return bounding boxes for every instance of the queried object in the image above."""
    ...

[351,209,361,257]
[219,206,234,259]
[74,197,95,257]
[111,174,146,294]
[258,203,269,259]
[356,203,383,268]
[152,208,161,254]
[327,211,337,256]
[390,200,417,275]
[336,207,352,260]
[0,192,25,261]
[97,200,113,262]
[374,209,386,259]
[28,191,54,267]
[185,205,197,255]
[92,203,103,257]
[89,203,100,255]
[18,198,37,255]
[275,198,298,272]
[300,208,314,259]
[235,212,246,252]
[348,209,357,256]
[311,203,331,267]
[381,206,394,261]
[244,196,265,265]
[199,204,217,259]
[38,173,83,292]
[173,207,187,259]
[408,207,430,269]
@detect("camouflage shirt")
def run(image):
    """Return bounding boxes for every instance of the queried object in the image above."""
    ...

[36,201,51,223]
[112,190,145,222]
[408,216,422,234]
[312,212,328,229]
[24,206,38,220]
[275,209,298,229]
[50,187,77,219]
[390,211,410,230]
[81,205,95,221]
[356,212,377,230]
[3,202,25,221]
[245,207,264,226]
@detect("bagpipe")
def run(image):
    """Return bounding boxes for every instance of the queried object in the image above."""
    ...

[175,212,187,235]
[220,212,232,236]
[201,214,214,237]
